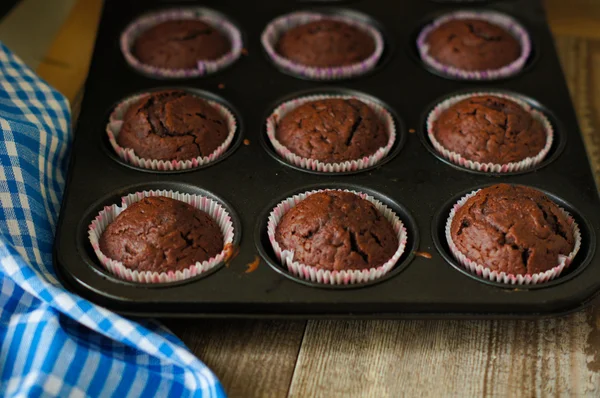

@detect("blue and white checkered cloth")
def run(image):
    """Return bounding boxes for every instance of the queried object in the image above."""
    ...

[0,42,226,397]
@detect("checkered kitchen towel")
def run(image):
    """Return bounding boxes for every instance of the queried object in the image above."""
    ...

[0,42,225,397]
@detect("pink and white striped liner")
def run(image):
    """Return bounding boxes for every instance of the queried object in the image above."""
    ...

[107,92,237,171]
[261,12,384,80]
[266,94,396,173]
[427,92,553,173]
[417,10,531,80]
[446,189,581,285]
[121,8,243,79]
[88,190,235,283]
[267,189,408,285]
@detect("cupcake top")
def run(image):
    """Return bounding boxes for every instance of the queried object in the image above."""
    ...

[99,196,224,273]
[275,98,388,163]
[425,19,521,71]
[275,19,376,67]
[275,191,398,271]
[432,95,546,164]
[118,90,229,161]
[132,20,230,69]
[451,184,575,276]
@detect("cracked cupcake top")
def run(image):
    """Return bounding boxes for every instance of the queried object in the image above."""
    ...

[275,19,376,67]
[117,90,229,161]
[432,95,546,164]
[425,19,521,71]
[451,184,574,275]
[99,196,224,273]
[133,20,231,69]
[275,98,388,163]
[275,191,398,271]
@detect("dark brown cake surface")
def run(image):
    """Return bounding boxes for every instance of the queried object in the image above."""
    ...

[432,95,546,164]
[117,90,229,161]
[275,98,388,163]
[275,191,398,271]
[99,196,224,273]
[450,184,574,275]
[275,19,375,67]
[133,19,230,69]
[425,19,521,71]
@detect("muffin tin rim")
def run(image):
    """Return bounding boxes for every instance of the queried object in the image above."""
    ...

[431,183,597,290]
[254,182,420,290]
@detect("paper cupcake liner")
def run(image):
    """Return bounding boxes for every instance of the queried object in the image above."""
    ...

[107,92,237,171]
[446,189,581,285]
[267,189,408,285]
[426,92,553,173]
[266,94,396,173]
[261,12,384,80]
[88,190,235,283]
[121,8,243,79]
[417,11,531,80]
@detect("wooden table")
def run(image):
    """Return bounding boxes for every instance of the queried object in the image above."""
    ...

[38,1,600,396]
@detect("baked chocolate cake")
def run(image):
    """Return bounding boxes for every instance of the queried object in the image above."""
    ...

[275,191,398,271]
[99,196,224,273]
[425,19,521,71]
[276,19,375,67]
[276,98,388,163]
[432,95,546,164]
[450,184,574,275]
[133,19,230,69]
[117,90,229,161]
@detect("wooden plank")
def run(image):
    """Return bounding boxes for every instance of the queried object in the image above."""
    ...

[35,0,102,103]
[545,0,600,39]
[288,37,600,398]
[167,320,306,398]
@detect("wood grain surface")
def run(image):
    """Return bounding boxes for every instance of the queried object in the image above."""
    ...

[166,36,600,398]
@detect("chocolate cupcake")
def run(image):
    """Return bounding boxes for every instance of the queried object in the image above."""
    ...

[107,90,237,171]
[100,196,224,273]
[276,98,388,163]
[132,20,231,69]
[427,92,553,173]
[262,12,384,80]
[417,11,531,80]
[121,9,243,78]
[266,94,396,173]
[447,184,581,285]
[268,189,407,285]
[89,190,236,283]
[276,19,375,68]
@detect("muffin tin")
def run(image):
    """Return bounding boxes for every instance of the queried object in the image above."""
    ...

[54,0,600,318]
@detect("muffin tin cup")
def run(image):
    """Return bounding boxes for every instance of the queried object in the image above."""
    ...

[416,10,532,80]
[267,189,408,285]
[106,92,238,171]
[261,11,384,80]
[88,190,236,284]
[426,91,554,173]
[445,189,582,285]
[120,8,243,79]
[266,94,396,173]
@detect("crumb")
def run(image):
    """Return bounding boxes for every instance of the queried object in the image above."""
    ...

[414,251,432,259]
[243,139,250,146]
[408,128,416,134]
[241,48,248,56]
[223,243,240,266]
[245,255,260,273]
[218,83,225,89]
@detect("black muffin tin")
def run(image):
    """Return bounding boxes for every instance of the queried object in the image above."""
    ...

[53,0,600,318]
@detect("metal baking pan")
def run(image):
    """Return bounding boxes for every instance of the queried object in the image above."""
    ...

[53,0,600,318]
